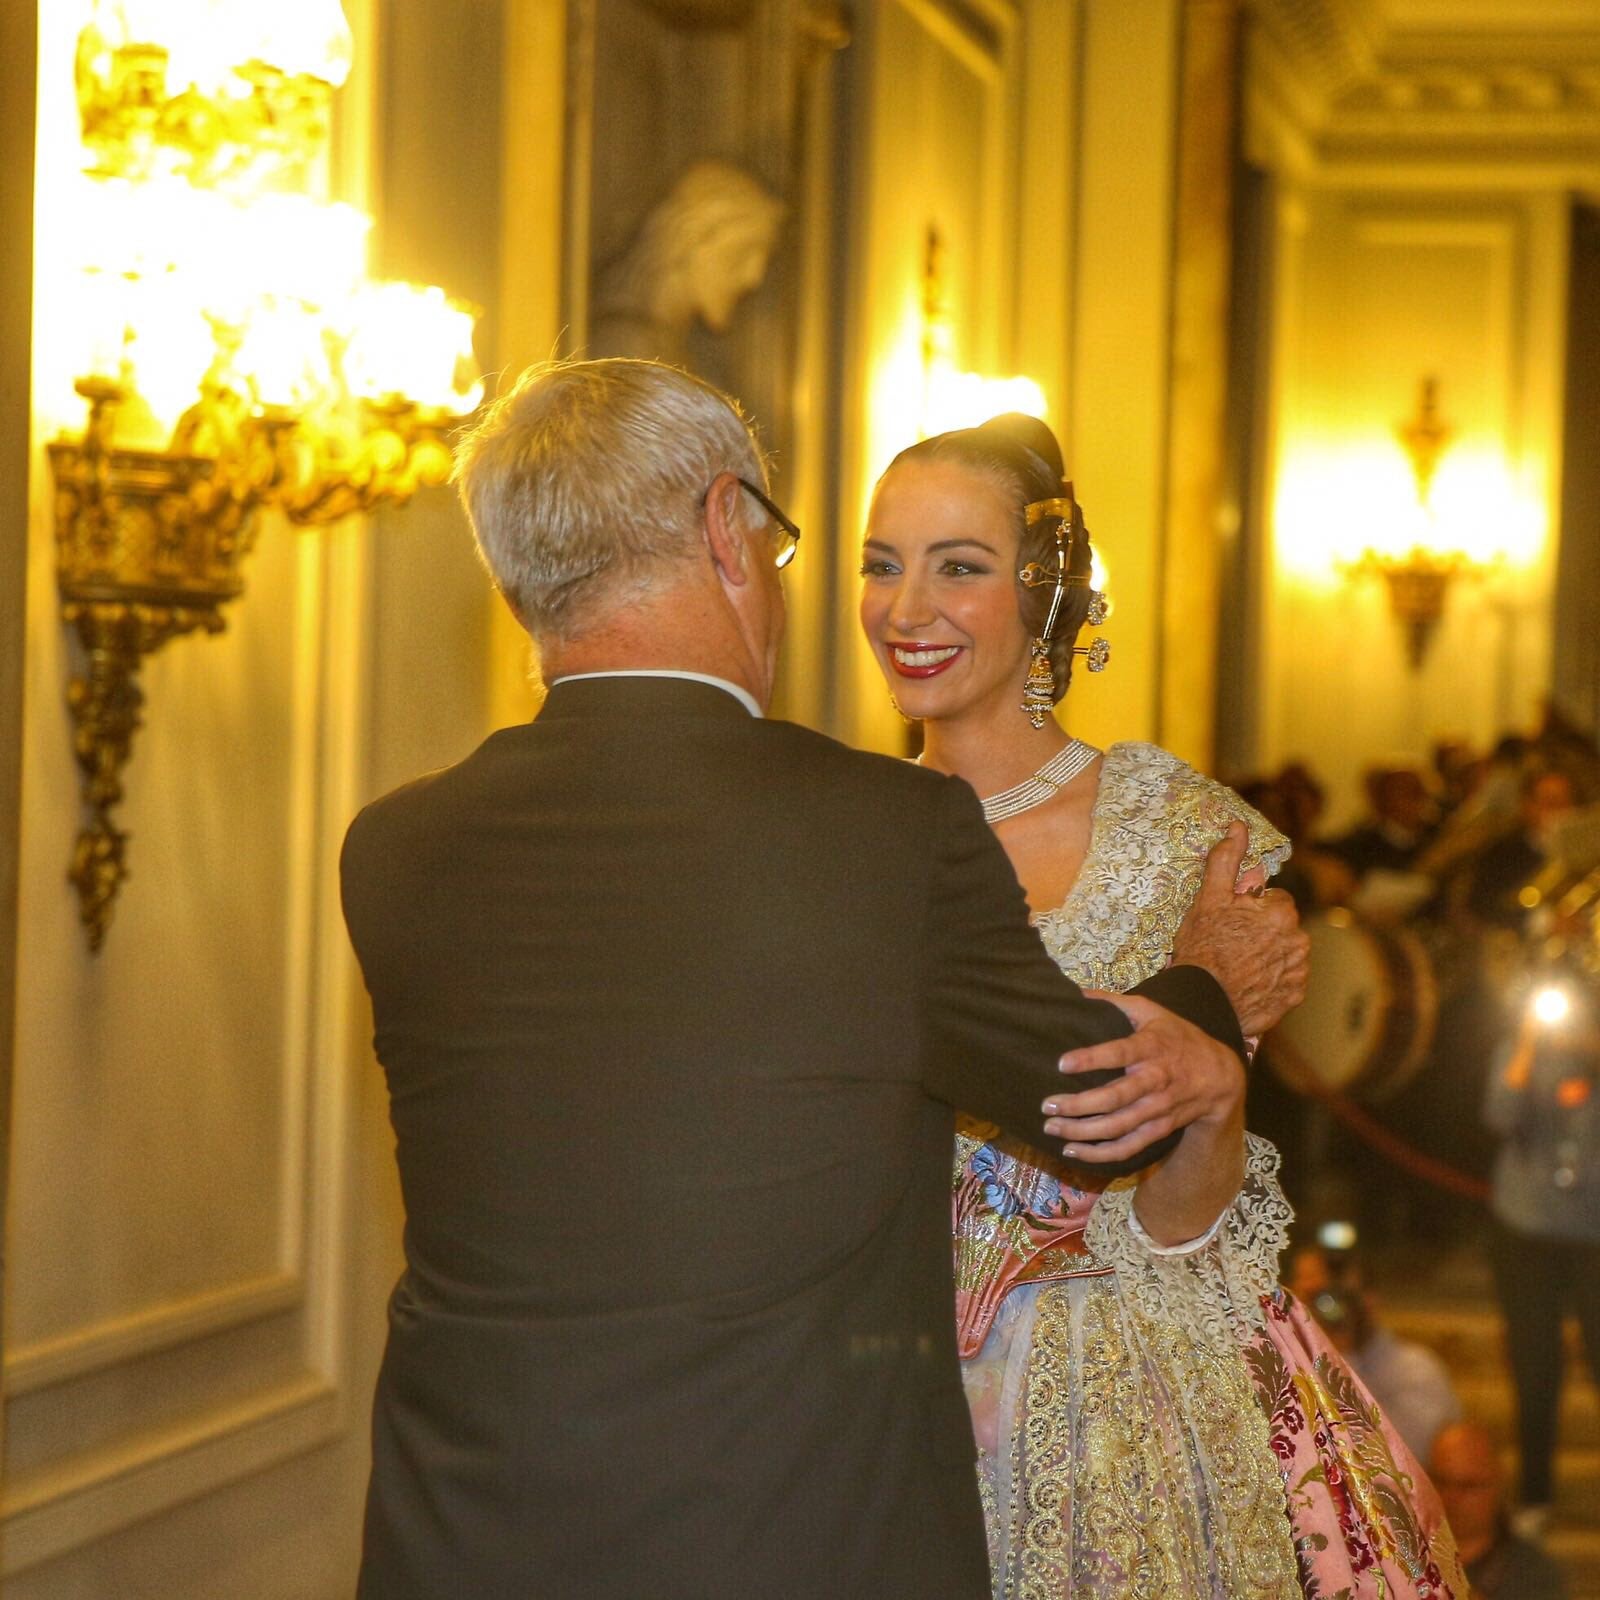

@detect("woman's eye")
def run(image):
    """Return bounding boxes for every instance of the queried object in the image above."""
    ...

[858,559,898,577]
[940,560,985,577]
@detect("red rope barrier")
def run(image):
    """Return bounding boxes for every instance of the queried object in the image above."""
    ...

[1264,1030,1495,1202]
[1297,1078,1493,1204]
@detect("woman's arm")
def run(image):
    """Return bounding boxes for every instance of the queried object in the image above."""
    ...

[1043,988,1248,1240]
[1130,1083,1247,1246]
[1132,823,1281,1242]
[1138,857,1265,1241]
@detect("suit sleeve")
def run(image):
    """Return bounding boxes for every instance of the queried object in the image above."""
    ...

[919,775,1247,1161]
[919,775,1136,1138]
[1130,964,1247,1059]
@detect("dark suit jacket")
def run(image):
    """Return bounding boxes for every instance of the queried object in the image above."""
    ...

[341,676,1243,1599]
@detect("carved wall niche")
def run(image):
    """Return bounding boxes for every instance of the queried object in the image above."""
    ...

[563,0,849,728]
[571,1,845,454]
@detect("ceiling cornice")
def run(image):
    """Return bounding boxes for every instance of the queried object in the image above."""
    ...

[1246,0,1600,180]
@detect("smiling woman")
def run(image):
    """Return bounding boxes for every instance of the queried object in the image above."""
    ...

[861,414,1102,738]
[854,415,1467,1600]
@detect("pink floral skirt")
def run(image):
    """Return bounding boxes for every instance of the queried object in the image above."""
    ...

[963,1277,1464,1600]
[1246,1289,1462,1599]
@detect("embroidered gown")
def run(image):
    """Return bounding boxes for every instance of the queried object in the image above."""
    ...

[955,742,1465,1600]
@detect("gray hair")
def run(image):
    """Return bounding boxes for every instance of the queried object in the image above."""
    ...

[453,358,768,637]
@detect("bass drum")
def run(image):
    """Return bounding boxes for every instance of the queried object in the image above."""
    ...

[1266,908,1439,1103]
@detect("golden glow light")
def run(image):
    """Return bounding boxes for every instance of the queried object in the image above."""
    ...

[83,0,353,95]
[1532,986,1572,1026]
[50,1,480,448]
[923,368,1048,438]
[871,220,1049,471]
[343,283,485,413]
[37,0,483,951]
[1274,443,1541,586]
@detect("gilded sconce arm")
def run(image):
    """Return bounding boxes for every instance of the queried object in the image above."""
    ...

[49,379,459,949]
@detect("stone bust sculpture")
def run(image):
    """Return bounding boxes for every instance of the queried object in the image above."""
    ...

[589,159,785,363]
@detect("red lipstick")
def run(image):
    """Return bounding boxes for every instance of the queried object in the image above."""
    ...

[887,642,964,679]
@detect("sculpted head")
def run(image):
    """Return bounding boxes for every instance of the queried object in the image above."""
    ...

[453,357,772,643]
[859,415,1097,729]
[599,160,785,339]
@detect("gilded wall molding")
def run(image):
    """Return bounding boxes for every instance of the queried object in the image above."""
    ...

[1,522,369,1578]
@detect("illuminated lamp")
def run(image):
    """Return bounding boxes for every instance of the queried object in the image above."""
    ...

[1343,377,1486,670]
[918,224,1046,436]
[50,0,482,949]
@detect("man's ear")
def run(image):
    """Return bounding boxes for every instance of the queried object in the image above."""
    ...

[703,471,752,588]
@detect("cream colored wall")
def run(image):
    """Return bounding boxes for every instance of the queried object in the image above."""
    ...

[830,0,1204,760]
[1258,184,1568,825]
[3,2,563,1593]
[830,0,1027,755]
[0,1,36,1477]
[1062,0,1184,758]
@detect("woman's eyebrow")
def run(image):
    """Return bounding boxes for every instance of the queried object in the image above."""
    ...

[862,536,1001,556]
[927,538,999,556]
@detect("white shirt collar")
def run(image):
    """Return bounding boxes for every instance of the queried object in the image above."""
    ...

[548,670,763,718]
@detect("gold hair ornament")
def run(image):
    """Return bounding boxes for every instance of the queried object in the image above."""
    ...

[1018,480,1110,725]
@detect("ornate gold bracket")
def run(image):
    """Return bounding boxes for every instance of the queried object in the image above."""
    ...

[1369,550,1470,670]
[49,377,455,950]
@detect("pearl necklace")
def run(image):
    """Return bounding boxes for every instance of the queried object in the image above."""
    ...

[979,739,1100,825]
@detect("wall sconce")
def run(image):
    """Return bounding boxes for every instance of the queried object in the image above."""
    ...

[919,224,1046,434]
[1343,377,1484,671]
[50,0,482,950]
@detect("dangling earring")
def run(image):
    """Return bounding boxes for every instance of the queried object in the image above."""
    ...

[1073,637,1112,673]
[1020,641,1055,729]
[888,693,914,726]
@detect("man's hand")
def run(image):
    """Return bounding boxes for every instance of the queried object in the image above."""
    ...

[1170,821,1310,1036]
[1039,993,1245,1165]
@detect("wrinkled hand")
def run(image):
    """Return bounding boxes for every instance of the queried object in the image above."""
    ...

[1170,821,1310,1036]
[1039,993,1245,1165]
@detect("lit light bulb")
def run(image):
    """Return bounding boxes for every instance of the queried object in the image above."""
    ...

[235,0,354,86]
[1531,986,1572,1027]
[343,283,482,413]
[1317,1220,1358,1252]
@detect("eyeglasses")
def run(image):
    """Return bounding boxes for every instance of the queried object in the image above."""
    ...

[706,476,801,569]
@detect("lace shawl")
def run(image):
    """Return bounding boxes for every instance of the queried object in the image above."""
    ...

[1032,740,1291,991]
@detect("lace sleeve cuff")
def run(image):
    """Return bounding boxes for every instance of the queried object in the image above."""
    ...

[1085,1132,1294,1347]
[1126,1200,1228,1256]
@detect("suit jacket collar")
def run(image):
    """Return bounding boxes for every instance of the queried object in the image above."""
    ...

[538,674,759,724]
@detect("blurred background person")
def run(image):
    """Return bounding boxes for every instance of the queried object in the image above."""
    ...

[1429,1421,1568,1600]
[1326,765,1441,882]
[1483,970,1600,1540]
[1288,1238,1462,1463]
[1461,767,1579,932]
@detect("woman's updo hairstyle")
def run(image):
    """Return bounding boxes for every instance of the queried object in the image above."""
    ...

[884,413,1095,702]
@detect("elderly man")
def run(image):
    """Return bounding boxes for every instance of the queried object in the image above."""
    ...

[340,358,1308,1598]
